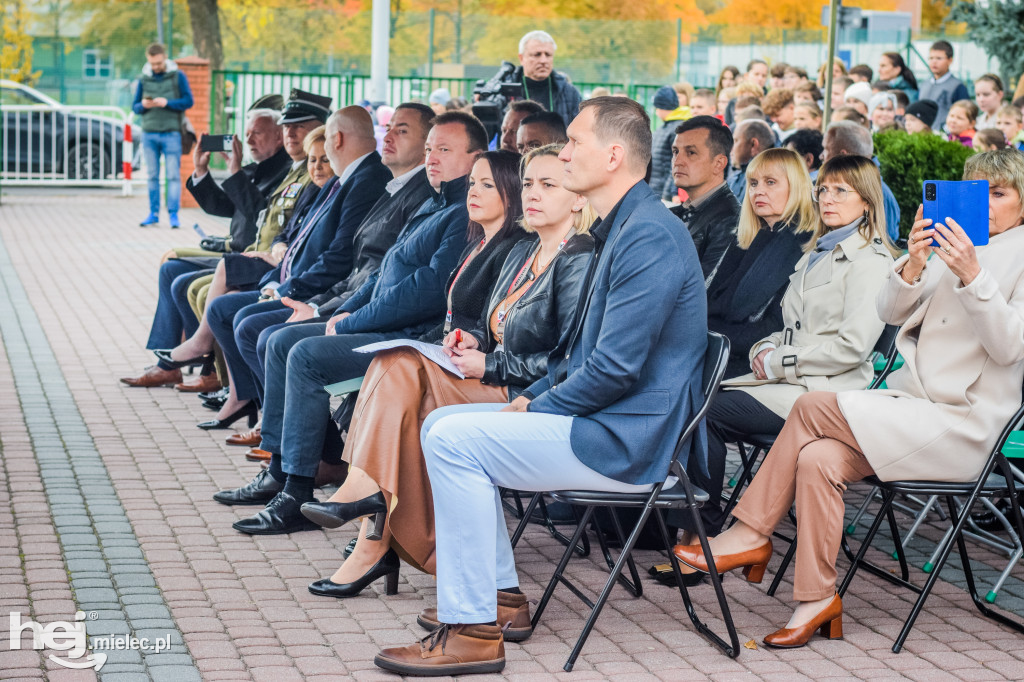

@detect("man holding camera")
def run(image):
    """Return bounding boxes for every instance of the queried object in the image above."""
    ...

[503,30,582,127]
[133,42,194,228]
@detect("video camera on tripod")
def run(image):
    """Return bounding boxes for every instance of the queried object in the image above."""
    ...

[472,61,525,142]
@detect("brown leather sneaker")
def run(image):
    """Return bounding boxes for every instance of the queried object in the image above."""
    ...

[120,366,182,388]
[417,591,532,642]
[375,623,504,676]
[175,373,222,393]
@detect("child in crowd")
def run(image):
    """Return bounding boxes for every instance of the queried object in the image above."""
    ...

[717,87,737,116]
[832,76,853,111]
[869,92,898,131]
[891,89,910,120]
[972,128,1008,152]
[689,88,718,118]
[794,102,822,130]
[844,82,872,116]
[904,100,938,134]
[783,66,809,90]
[996,103,1024,151]
[848,64,873,83]
[917,40,970,131]
[763,88,797,141]
[945,99,978,147]
[673,81,695,110]
[794,82,823,107]
[770,63,788,90]
[974,74,1004,130]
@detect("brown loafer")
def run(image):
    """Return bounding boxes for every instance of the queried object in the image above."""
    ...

[417,591,533,642]
[226,427,261,447]
[375,623,504,676]
[672,539,773,583]
[175,373,222,393]
[764,594,843,648]
[120,366,182,388]
[245,448,272,463]
[314,460,349,488]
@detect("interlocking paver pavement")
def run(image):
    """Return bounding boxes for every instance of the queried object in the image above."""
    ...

[1,189,1024,680]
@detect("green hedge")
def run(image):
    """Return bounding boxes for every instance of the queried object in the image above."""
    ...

[874,130,976,239]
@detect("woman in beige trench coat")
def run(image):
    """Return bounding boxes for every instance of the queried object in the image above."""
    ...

[673,149,1024,649]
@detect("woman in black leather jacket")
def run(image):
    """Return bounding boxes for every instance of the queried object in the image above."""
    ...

[300,145,595,596]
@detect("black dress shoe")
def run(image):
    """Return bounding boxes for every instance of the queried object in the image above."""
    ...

[308,549,400,598]
[300,492,388,538]
[648,563,705,587]
[197,402,258,430]
[200,387,229,402]
[233,492,320,535]
[213,469,283,506]
[152,348,214,370]
[343,537,357,559]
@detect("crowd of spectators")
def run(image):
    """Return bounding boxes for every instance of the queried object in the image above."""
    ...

[119,31,1024,676]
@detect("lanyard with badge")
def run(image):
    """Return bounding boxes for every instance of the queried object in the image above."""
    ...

[494,230,572,348]
[444,238,486,334]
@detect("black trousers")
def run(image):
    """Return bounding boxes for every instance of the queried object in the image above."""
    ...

[675,389,786,535]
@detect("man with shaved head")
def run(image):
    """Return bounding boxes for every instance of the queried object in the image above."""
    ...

[200,104,391,434]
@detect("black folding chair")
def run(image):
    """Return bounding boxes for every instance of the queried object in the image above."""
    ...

[839,388,1024,653]
[526,332,737,671]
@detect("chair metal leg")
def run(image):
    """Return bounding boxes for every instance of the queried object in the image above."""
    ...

[561,504,657,671]
[767,536,796,597]
[531,506,596,629]
[839,488,898,597]
[510,492,543,549]
[846,485,879,535]
[599,508,642,597]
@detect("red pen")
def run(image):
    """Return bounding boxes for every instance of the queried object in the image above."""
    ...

[451,329,463,357]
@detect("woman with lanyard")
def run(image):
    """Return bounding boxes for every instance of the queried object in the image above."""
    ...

[299,145,594,607]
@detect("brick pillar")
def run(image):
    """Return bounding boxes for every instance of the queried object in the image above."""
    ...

[176,56,211,208]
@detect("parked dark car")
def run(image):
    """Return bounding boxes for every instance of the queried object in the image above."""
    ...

[1,79,137,180]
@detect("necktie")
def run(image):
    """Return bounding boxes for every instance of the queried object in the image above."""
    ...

[280,182,340,282]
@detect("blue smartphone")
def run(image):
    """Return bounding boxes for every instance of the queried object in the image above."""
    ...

[922,180,989,247]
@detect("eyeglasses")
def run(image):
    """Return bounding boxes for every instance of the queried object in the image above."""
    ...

[813,185,857,203]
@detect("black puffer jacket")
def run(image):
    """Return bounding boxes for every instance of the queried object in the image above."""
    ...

[649,119,677,204]
[469,232,594,399]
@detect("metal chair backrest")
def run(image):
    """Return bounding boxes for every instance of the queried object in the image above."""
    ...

[668,331,731,471]
[868,323,900,390]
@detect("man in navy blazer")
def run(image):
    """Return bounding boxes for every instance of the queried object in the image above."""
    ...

[375,98,709,675]
[203,107,388,421]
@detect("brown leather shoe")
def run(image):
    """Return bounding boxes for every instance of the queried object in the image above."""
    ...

[226,427,261,447]
[314,460,349,488]
[120,366,182,388]
[175,373,222,393]
[375,623,505,676]
[245,448,272,463]
[672,539,773,583]
[417,591,532,642]
[764,594,843,648]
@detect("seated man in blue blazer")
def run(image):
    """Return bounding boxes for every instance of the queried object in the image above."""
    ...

[374,97,709,676]
[200,107,390,425]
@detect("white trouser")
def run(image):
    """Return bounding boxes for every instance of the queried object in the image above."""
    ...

[421,403,652,624]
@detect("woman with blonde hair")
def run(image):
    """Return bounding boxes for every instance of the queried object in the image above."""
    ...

[677,152,895,545]
[675,148,1024,649]
[300,146,595,615]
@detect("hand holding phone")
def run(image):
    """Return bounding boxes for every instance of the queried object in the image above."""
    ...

[922,180,989,248]
[199,134,235,153]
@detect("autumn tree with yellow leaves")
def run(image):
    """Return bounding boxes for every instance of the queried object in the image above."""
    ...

[1,0,37,83]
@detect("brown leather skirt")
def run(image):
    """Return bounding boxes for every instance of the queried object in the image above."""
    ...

[343,347,508,574]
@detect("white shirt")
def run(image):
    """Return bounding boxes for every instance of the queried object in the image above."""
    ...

[385,164,425,196]
[337,152,373,190]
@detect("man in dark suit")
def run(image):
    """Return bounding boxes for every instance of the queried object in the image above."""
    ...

[200,106,390,423]
[375,97,709,676]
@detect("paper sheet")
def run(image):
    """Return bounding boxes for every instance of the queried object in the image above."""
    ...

[353,339,466,379]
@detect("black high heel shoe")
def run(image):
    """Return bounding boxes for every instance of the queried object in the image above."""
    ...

[300,492,388,539]
[153,348,214,370]
[197,402,258,430]
[308,548,400,598]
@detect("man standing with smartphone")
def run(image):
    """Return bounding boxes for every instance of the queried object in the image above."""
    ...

[133,42,194,228]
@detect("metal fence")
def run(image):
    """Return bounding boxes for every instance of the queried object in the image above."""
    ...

[1,105,134,194]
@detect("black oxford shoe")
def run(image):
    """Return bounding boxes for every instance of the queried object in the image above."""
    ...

[213,469,283,506]
[233,492,319,535]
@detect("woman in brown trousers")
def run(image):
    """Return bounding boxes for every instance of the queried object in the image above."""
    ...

[300,146,595,605]
[674,149,1024,648]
